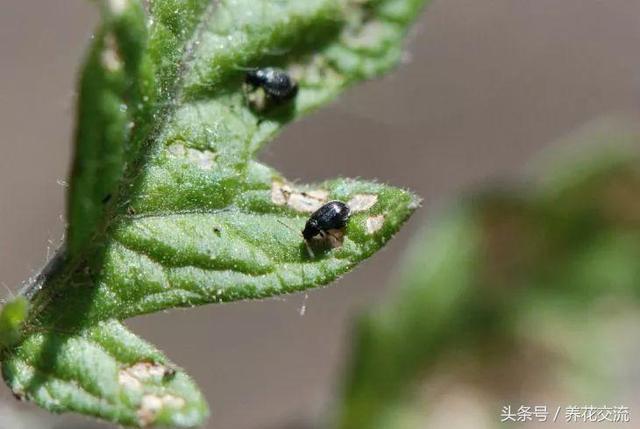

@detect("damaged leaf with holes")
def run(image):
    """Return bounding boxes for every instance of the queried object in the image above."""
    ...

[3,320,206,428]
[0,0,428,427]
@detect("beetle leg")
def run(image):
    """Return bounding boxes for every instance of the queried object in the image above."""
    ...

[304,240,315,259]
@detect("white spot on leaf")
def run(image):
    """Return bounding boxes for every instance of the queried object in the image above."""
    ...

[271,180,328,212]
[128,361,170,379]
[167,143,217,170]
[289,57,339,86]
[118,361,172,392]
[118,371,142,391]
[101,34,122,72]
[305,189,330,201]
[109,0,127,14]
[271,180,291,206]
[186,148,216,170]
[366,215,385,234]
[348,194,378,212]
[288,192,326,212]
[167,143,186,157]
[137,394,186,426]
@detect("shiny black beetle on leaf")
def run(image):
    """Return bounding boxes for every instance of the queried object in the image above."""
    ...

[245,67,298,105]
[303,201,351,241]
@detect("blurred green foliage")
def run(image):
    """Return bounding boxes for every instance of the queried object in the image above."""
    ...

[335,118,640,429]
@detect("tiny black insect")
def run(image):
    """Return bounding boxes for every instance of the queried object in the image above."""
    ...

[245,67,298,104]
[303,201,351,241]
[163,367,177,381]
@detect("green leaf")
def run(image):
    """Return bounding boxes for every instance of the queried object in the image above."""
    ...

[3,0,427,426]
[33,162,419,327]
[3,320,207,428]
[66,0,151,257]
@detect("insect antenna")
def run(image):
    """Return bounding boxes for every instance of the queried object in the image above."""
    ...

[231,63,260,73]
[276,218,299,234]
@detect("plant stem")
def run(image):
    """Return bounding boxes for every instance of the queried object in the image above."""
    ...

[18,243,66,301]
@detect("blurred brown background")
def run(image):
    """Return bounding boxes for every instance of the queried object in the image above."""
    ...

[2,1,640,428]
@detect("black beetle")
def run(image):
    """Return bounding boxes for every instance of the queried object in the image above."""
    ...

[245,67,298,104]
[303,201,351,241]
